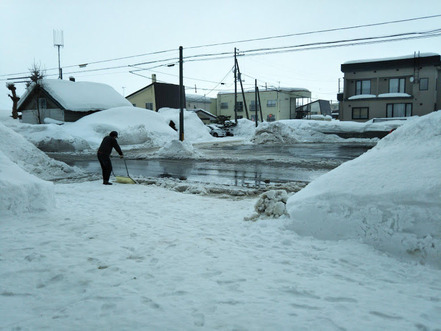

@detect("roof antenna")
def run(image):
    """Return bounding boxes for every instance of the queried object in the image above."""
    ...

[53,30,64,80]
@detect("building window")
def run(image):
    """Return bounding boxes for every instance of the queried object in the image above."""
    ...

[236,101,243,112]
[389,78,405,93]
[220,102,228,109]
[419,78,429,91]
[352,107,369,120]
[145,102,153,110]
[250,101,257,111]
[267,114,276,122]
[267,100,277,107]
[386,103,412,117]
[355,80,371,95]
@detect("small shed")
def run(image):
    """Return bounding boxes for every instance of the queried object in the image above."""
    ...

[190,108,217,124]
[295,99,332,119]
[17,79,132,124]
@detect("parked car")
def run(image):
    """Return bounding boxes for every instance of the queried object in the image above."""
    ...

[223,120,235,136]
[207,124,226,137]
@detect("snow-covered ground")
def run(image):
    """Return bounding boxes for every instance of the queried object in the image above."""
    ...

[1,107,440,330]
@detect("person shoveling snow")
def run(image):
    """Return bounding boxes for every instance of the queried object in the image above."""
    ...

[97,131,124,185]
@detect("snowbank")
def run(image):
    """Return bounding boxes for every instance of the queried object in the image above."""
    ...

[1,107,217,153]
[65,106,178,149]
[286,111,441,267]
[156,139,202,159]
[0,122,83,180]
[255,119,360,143]
[232,118,256,140]
[157,108,214,142]
[0,151,54,215]
[0,121,57,215]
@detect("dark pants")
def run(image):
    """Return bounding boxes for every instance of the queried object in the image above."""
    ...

[97,153,112,183]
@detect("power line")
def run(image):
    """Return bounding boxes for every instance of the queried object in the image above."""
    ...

[240,28,441,57]
[2,13,440,80]
[183,14,441,50]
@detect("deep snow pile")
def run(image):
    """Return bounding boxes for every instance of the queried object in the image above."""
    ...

[2,107,215,153]
[156,139,202,159]
[0,121,83,180]
[0,122,58,215]
[286,110,441,267]
[2,106,410,155]
[0,150,54,215]
[253,118,411,144]
[158,108,214,142]
[63,106,179,150]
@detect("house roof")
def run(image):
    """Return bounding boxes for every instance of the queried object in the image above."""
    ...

[18,79,132,112]
[218,87,310,95]
[341,53,441,72]
[125,81,179,99]
[190,108,217,119]
[186,94,213,103]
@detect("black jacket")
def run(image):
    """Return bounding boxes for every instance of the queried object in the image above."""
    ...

[98,136,123,156]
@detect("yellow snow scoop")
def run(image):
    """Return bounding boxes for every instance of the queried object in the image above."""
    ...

[115,158,136,184]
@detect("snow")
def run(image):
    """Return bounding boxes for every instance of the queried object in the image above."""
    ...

[286,110,441,267]
[1,106,441,330]
[348,93,413,100]
[0,150,54,215]
[378,92,412,98]
[343,52,440,64]
[18,79,132,111]
[156,139,202,159]
[348,94,376,100]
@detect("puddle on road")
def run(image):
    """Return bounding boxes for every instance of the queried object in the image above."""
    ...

[67,158,327,188]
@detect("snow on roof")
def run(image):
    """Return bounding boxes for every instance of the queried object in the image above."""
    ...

[218,87,310,95]
[18,79,132,112]
[186,94,213,103]
[343,52,440,65]
[190,108,217,118]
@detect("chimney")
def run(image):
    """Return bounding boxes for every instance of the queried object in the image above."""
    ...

[69,76,75,82]
[152,74,157,83]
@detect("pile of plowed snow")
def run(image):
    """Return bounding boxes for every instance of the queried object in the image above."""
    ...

[286,110,441,267]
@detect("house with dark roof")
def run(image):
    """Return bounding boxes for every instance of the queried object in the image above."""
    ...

[338,53,441,121]
[17,78,132,124]
[126,75,184,111]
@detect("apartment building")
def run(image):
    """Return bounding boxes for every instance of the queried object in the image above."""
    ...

[217,87,311,122]
[338,53,441,121]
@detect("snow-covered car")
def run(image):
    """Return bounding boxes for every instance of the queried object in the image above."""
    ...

[223,121,235,136]
[207,124,226,137]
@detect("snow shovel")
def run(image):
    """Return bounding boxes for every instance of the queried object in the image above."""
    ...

[115,158,137,184]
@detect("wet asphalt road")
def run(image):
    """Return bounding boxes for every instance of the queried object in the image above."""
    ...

[63,143,372,187]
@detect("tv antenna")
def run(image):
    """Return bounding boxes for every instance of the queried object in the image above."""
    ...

[53,30,64,79]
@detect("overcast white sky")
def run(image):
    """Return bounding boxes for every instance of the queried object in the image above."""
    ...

[1,0,440,110]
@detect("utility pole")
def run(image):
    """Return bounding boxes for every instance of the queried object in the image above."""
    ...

[234,48,238,124]
[254,79,258,127]
[179,46,184,141]
[257,83,263,123]
[235,58,249,119]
